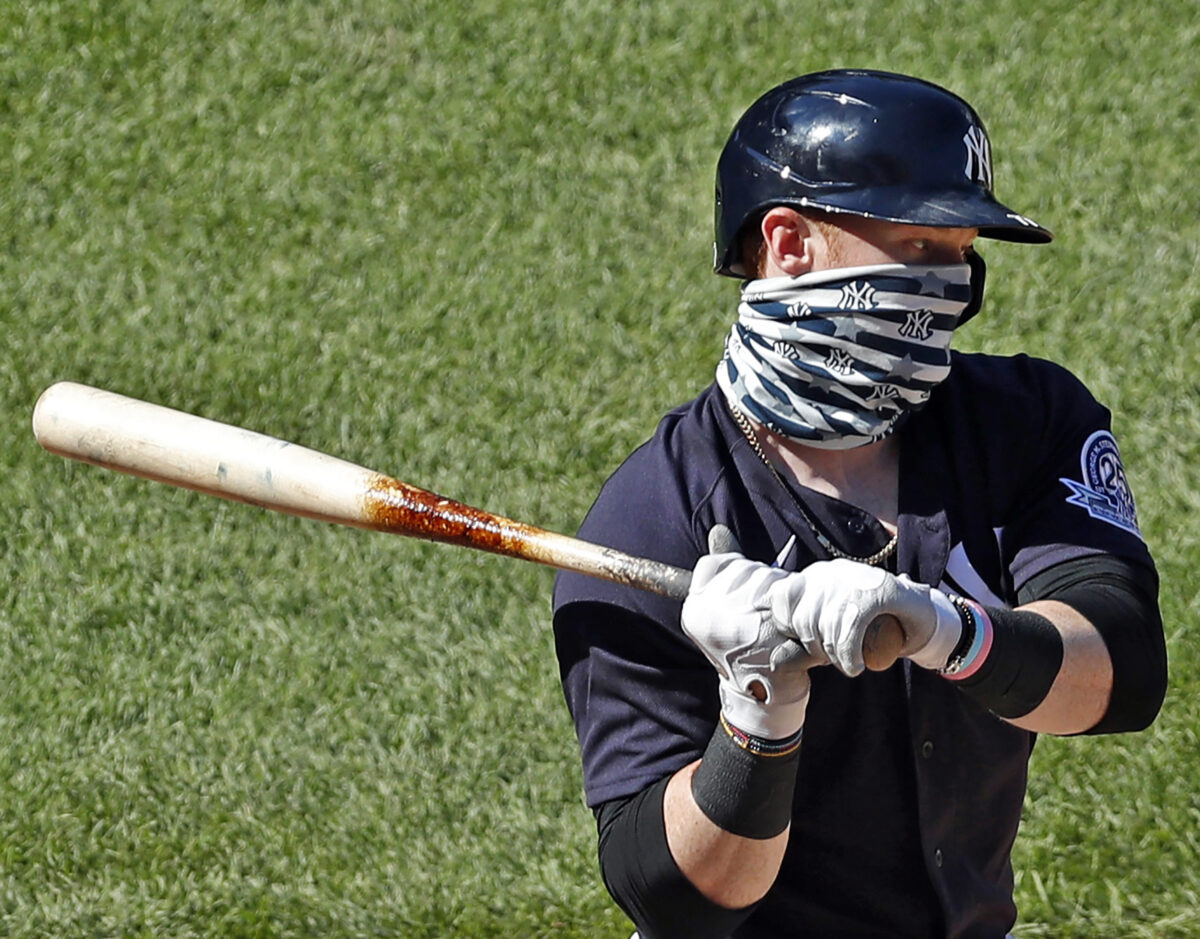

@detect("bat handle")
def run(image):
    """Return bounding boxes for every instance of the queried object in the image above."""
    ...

[656,564,905,671]
[863,614,906,671]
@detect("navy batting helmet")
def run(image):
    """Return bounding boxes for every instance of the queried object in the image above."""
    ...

[714,69,1052,277]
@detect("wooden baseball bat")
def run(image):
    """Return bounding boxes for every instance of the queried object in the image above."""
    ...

[31,381,904,670]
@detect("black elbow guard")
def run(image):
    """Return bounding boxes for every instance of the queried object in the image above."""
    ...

[594,776,757,939]
[1019,554,1167,733]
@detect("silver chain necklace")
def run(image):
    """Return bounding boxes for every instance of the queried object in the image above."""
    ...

[728,403,899,567]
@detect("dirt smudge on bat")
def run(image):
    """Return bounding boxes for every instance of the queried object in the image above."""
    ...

[362,474,538,560]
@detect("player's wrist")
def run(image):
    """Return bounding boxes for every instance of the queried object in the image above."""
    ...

[943,605,1063,718]
[939,596,993,679]
[691,712,803,840]
[719,682,808,742]
[718,711,804,756]
[904,586,964,671]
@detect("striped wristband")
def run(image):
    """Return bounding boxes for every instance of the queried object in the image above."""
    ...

[939,596,993,680]
[719,712,804,757]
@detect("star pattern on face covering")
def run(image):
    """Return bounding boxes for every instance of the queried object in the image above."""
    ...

[890,353,921,382]
[725,264,971,447]
[807,372,845,397]
[831,314,861,342]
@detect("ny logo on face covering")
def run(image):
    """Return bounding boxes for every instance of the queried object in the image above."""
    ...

[898,309,936,341]
[839,282,877,310]
[963,126,993,189]
[826,348,855,374]
[771,339,802,361]
[866,384,901,414]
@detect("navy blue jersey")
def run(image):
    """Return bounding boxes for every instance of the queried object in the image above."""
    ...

[552,352,1154,938]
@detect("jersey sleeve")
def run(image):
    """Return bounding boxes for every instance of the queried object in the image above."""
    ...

[551,428,722,807]
[987,356,1155,592]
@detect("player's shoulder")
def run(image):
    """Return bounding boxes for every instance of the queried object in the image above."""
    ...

[924,353,1112,480]
[948,351,1092,396]
[570,386,733,561]
[942,351,1101,417]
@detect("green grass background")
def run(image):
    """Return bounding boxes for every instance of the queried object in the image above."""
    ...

[1,1,1197,936]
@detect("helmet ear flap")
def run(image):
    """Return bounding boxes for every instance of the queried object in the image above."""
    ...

[959,249,987,326]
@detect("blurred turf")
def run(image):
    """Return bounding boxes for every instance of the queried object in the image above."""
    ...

[1,0,1197,936]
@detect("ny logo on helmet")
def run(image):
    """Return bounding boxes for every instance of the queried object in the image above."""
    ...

[963,126,993,189]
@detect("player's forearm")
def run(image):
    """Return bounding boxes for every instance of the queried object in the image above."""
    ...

[1004,600,1112,734]
[1014,554,1167,734]
[661,524,811,911]
[940,556,1166,735]
[663,761,789,908]
[944,555,1166,735]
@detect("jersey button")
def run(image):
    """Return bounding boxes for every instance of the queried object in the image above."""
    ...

[921,740,934,758]
[934,849,944,868]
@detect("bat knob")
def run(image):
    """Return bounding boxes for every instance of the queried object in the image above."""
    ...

[863,614,905,672]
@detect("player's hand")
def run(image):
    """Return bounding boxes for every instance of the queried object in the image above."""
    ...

[770,560,963,677]
[682,526,818,741]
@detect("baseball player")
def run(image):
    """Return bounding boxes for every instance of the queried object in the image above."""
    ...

[552,70,1167,938]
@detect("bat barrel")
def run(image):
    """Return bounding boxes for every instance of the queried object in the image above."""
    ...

[33,381,382,524]
[31,382,695,598]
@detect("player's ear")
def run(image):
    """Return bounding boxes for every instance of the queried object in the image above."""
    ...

[760,208,820,276]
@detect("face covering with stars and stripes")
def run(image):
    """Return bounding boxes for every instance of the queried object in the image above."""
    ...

[716,262,973,450]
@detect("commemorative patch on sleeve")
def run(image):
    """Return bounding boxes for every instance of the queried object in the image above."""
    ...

[1060,430,1142,538]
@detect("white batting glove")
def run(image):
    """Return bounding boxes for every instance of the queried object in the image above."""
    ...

[682,526,818,741]
[899,582,969,672]
[769,560,963,677]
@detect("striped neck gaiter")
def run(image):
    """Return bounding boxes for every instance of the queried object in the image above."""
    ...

[716,263,973,450]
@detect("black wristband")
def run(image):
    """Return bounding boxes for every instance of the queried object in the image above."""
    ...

[690,715,801,840]
[950,606,1064,719]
